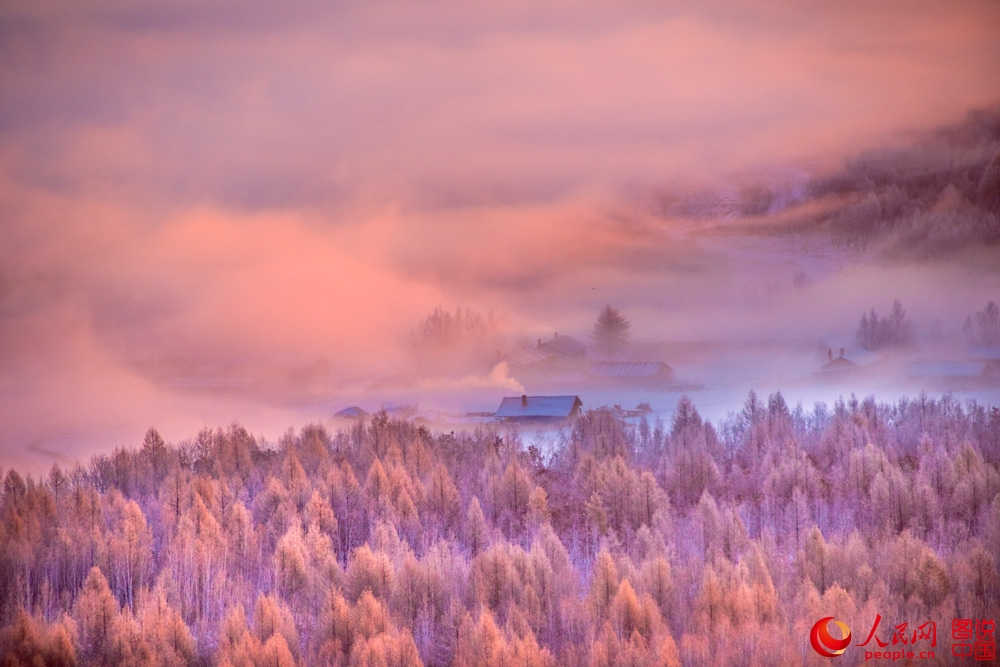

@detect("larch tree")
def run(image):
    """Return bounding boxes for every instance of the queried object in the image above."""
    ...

[0,610,77,667]
[589,551,619,623]
[252,593,299,661]
[347,544,395,602]
[136,587,196,666]
[465,496,489,556]
[72,567,123,665]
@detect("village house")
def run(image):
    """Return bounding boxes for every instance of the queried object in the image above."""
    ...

[495,394,583,421]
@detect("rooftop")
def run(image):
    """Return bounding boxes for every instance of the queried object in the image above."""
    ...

[495,395,582,419]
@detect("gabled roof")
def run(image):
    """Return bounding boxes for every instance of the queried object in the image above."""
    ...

[495,395,582,419]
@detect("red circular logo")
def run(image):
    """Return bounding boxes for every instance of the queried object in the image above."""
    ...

[810,617,851,658]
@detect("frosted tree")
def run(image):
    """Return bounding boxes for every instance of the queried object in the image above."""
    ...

[593,305,630,358]
[72,567,123,664]
[0,393,998,664]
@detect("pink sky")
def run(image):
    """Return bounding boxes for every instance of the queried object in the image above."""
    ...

[1,0,999,469]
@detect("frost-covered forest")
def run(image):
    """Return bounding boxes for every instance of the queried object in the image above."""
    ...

[1,393,998,665]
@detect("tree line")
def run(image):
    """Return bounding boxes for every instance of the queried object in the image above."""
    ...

[0,394,998,665]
